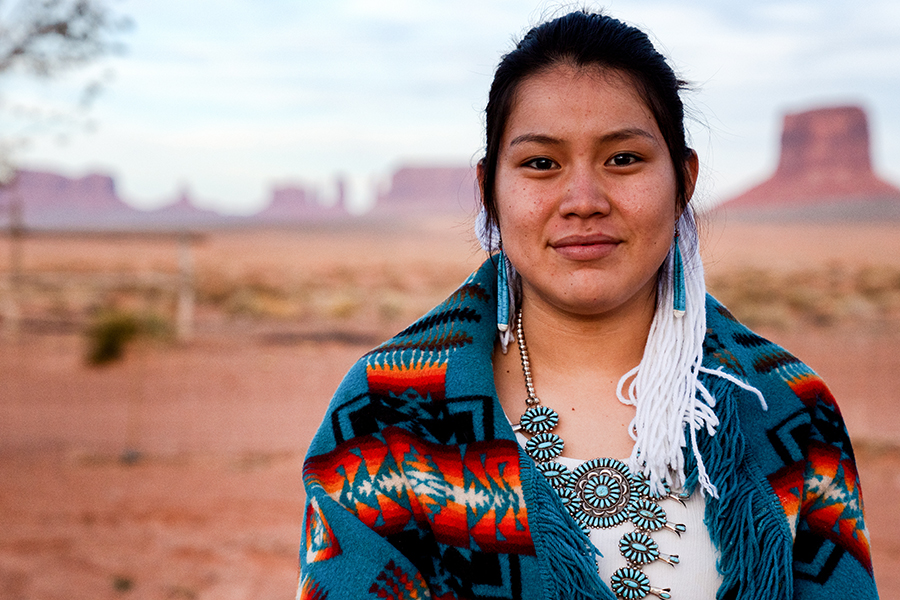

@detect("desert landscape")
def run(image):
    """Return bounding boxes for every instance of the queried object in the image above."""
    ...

[2,216,900,599]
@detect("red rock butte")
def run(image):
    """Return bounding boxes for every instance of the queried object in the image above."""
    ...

[719,105,900,219]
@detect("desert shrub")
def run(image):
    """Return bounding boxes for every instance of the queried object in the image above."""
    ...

[85,310,171,365]
[112,575,134,592]
[378,292,405,322]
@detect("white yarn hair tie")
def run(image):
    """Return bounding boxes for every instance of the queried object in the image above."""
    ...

[475,206,499,253]
[616,206,766,498]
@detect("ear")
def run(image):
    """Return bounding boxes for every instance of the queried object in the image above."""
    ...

[676,150,699,220]
[684,149,699,202]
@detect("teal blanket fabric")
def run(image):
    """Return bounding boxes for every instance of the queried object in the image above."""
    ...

[298,259,877,599]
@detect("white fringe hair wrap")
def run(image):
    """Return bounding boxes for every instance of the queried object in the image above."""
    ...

[476,205,766,498]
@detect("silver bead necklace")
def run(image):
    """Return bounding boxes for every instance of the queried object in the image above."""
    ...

[513,308,683,600]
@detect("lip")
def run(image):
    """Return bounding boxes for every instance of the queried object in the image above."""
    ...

[550,233,621,260]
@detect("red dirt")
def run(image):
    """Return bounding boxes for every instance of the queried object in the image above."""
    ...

[2,220,899,598]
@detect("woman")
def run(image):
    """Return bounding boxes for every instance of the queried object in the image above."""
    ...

[299,11,877,600]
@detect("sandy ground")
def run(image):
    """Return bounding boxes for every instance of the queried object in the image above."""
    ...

[2,219,899,599]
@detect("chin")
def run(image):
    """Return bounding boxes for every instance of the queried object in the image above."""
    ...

[558,286,658,319]
[555,296,624,317]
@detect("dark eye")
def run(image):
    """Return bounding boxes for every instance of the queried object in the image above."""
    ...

[523,157,558,170]
[608,153,639,167]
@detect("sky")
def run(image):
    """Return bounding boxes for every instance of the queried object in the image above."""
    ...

[3,0,900,214]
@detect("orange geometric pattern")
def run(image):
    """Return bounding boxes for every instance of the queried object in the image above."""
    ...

[297,574,329,600]
[767,461,804,539]
[304,427,534,555]
[304,496,342,564]
[786,373,838,410]
[367,362,448,401]
[767,440,872,574]
[801,441,871,572]
[368,560,431,600]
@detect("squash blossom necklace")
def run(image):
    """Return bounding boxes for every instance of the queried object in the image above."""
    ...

[512,309,684,600]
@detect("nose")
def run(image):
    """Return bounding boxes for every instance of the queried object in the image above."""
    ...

[557,164,611,218]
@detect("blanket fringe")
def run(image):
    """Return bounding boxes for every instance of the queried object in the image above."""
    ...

[685,374,793,600]
[521,449,615,600]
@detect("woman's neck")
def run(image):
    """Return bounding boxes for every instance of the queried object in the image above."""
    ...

[493,289,657,460]
[516,290,656,381]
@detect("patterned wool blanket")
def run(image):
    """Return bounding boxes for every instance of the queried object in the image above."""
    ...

[298,259,877,600]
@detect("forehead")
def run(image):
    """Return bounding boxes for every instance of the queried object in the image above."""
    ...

[503,65,659,141]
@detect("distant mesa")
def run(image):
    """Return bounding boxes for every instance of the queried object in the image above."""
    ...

[0,163,479,230]
[147,187,222,225]
[9,170,123,213]
[152,188,209,215]
[371,165,478,216]
[717,105,900,220]
[256,181,345,223]
[6,106,898,229]
[0,170,133,228]
[0,170,236,229]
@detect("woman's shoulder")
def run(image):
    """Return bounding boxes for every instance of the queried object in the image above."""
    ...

[308,261,501,450]
[703,293,831,403]
[702,293,849,454]
[338,260,497,381]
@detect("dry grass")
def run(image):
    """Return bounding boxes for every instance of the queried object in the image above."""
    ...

[2,262,460,331]
[3,222,900,342]
[708,264,900,329]
[0,223,483,363]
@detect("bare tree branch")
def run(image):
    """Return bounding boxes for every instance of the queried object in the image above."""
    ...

[0,0,129,185]
[0,0,128,76]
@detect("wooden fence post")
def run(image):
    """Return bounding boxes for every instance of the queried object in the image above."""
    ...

[176,233,195,342]
[2,193,22,340]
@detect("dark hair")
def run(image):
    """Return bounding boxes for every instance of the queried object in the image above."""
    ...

[480,10,693,234]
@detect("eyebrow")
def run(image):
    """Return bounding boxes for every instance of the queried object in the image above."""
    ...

[508,127,656,148]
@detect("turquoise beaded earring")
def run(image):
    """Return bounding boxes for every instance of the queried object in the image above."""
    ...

[672,228,686,318]
[496,250,510,333]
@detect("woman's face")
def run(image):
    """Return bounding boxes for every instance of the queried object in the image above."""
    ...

[489,64,697,320]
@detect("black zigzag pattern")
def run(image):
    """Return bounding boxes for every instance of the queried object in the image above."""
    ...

[330,392,496,445]
[810,398,855,462]
[396,307,481,337]
[715,303,738,321]
[766,407,812,465]
[366,331,474,357]
[794,529,846,584]
[388,529,524,599]
[447,282,490,303]
[753,349,803,374]
[732,331,771,349]
[704,328,747,376]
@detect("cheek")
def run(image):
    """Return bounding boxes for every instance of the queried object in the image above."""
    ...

[632,179,678,233]
[496,190,539,232]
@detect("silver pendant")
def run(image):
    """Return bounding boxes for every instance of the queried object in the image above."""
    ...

[569,458,634,529]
